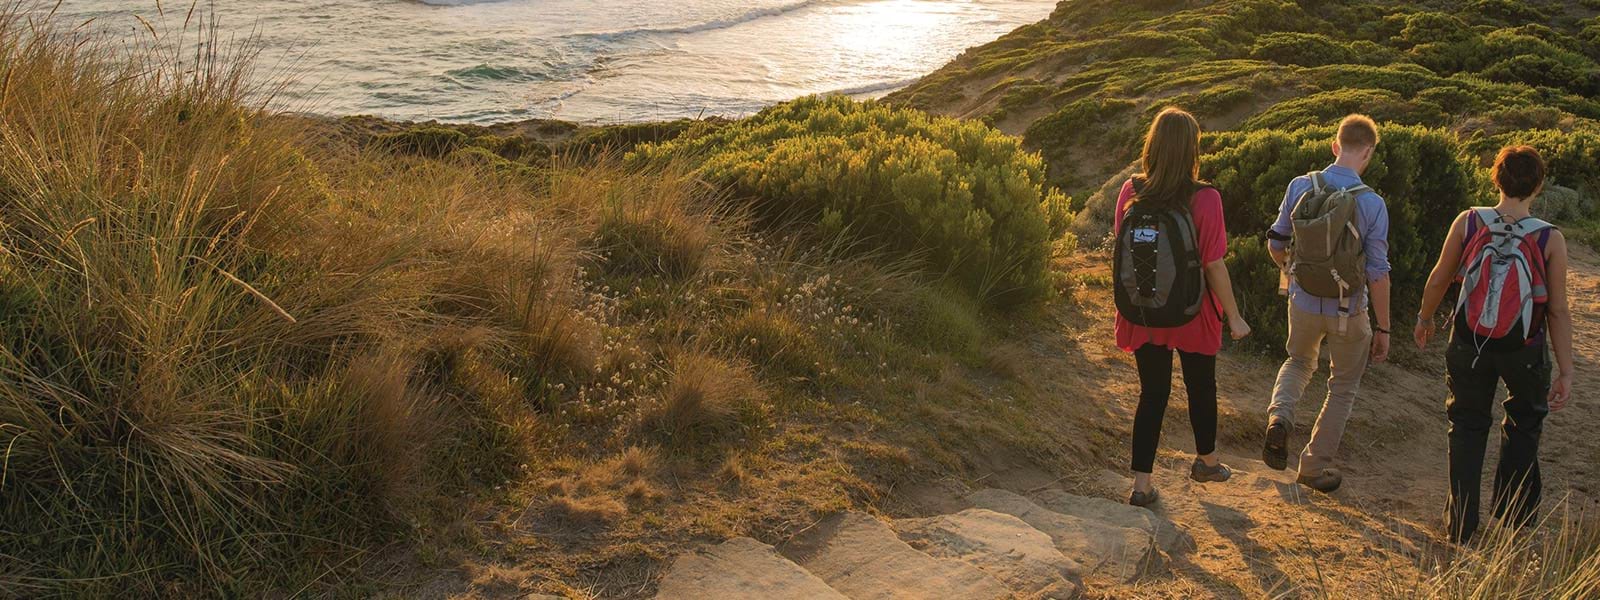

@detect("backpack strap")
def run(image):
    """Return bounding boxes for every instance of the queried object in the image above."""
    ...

[1308,171,1325,196]
[1512,216,1556,235]
[1340,184,1373,197]
[1473,207,1501,232]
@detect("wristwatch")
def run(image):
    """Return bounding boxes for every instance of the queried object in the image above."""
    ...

[1375,326,1391,335]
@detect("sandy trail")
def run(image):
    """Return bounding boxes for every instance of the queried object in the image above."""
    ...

[994,247,1600,598]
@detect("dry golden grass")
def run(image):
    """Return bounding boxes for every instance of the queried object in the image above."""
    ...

[1383,498,1600,600]
[643,352,765,444]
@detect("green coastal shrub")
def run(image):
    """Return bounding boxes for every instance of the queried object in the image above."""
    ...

[1241,88,1450,131]
[1201,126,1477,351]
[1469,128,1600,196]
[1024,96,1140,181]
[1398,12,1474,47]
[631,96,1066,306]
[1250,32,1358,67]
[377,126,470,158]
[1467,0,1548,26]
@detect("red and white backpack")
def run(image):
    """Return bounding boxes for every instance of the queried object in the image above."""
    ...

[1456,208,1555,342]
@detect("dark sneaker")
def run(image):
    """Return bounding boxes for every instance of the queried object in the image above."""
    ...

[1129,487,1160,507]
[1297,468,1343,493]
[1263,421,1289,471]
[1190,458,1233,483]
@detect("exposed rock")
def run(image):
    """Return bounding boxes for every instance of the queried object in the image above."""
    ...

[1031,488,1193,553]
[895,508,1082,598]
[967,489,1159,582]
[780,511,1010,600]
[655,537,847,600]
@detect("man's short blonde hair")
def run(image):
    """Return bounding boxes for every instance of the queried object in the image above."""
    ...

[1337,114,1379,149]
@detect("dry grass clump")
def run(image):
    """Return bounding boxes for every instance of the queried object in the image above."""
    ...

[642,352,766,444]
[1384,499,1600,599]
[545,447,665,526]
[586,165,725,281]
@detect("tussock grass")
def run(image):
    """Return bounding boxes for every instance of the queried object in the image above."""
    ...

[643,352,765,444]
[0,5,1019,594]
[1391,499,1600,599]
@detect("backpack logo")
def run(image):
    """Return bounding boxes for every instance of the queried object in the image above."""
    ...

[1132,227,1159,244]
[1457,208,1554,346]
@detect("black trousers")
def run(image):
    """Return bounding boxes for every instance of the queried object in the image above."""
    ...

[1444,340,1551,544]
[1132,344,1218,474]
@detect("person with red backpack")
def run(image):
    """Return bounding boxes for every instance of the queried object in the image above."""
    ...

[1113,108,1252,508]
[1414,146,1576,545]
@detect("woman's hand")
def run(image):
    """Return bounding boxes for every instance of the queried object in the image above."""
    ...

[1414,317,1435,350]
[1550,373,1574,412]
[1229,315,1251,340]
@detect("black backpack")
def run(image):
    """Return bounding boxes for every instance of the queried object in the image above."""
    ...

[1113,181,1208,328]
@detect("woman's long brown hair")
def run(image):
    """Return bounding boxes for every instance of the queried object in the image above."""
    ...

[1133,108,1204,211]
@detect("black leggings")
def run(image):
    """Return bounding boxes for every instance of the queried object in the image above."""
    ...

[1131,344,1218,474]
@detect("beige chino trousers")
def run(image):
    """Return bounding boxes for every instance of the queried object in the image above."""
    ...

[1266,305,1372,475]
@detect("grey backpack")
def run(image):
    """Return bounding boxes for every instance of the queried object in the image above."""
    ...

[1289,172,1370,319]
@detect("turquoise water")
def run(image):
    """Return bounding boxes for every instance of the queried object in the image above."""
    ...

[53,0,1055,123]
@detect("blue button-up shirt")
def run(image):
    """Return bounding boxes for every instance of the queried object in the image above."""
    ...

[1268,164,1391,316]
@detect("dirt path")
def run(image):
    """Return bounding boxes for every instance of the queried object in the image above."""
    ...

[968,247,1600,598]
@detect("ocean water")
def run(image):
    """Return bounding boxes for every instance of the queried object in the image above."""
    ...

[51,0,1056,124]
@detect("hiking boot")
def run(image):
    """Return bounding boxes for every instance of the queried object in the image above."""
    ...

[1297,468,1343,493]
[1129,487,1160,508]
[1263,421,1289,471]
[1190,458,1233,483]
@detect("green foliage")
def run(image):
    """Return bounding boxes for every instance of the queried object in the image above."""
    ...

[377,126,469,158]
[1024,96,1140,179]
[1174,84,1256,118]
[1467,0,1548,26]
[896,285,986,356]
[1397,12,1474,47]
[1241,89,1449,131]
[633,96,1067,306]
[567,119,716,159]
[1251,32,1358,67]
[1469,128,1600,197]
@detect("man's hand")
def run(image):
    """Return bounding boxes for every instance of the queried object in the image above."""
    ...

[1371,331,1391,363]
[1550,373,1574,411]
[1414,318,1435,350]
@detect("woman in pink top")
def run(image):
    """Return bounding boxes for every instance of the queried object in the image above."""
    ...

[1116,108,1251,507]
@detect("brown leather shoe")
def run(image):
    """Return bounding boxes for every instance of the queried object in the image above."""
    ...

[1297,468,1343,493]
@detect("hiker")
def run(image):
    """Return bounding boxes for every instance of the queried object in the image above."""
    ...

[1414,146,1575,545]
[1113,107,1251,508]
[1261,115,1392,493]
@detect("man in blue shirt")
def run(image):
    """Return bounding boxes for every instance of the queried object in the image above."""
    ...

[1262,115,1394,493]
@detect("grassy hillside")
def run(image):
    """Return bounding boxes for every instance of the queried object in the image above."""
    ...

[0,10,1076,597]
[6,1,1600,597]
[890,0,1600,347]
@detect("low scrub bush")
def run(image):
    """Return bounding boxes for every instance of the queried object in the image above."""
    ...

[1251,32,1358,67]
[1466,0,1549,26]
[377,126,470,158]
[633,95,1068,306]
[1241,88,1450,131]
